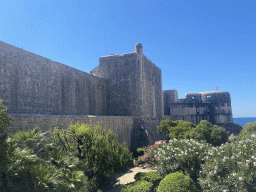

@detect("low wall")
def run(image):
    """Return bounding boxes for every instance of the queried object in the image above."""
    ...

[6,114,134,151]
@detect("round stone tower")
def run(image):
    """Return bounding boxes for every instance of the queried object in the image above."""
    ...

[135,43,143,54]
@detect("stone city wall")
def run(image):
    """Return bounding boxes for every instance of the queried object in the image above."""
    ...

[0,40,107,116]
[141,54,163,120]
[91,53,143,117]
[6,114,134,151]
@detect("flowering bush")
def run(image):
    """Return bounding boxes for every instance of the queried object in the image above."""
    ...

[153,138,211,191]
[139,140,168,167]
[198,136,256,192]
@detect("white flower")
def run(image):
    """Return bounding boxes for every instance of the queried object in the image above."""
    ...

[208,184,210,187]
[223,190,227,192]
[243,145,246,148]
[196,152,199,155]
[167,146,170,150]
[239,177,243,181]
[232,173,236,177]
[215,166,218,169]
[253,162,256,166]
[246,160,250,163]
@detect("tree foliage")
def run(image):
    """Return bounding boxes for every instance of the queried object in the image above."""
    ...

[0,99,14,190]
[236,121,256,141]
[157,119,229,147]
[156,119,196,140]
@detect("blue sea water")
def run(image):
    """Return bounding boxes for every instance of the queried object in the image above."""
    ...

[233,117,256,127]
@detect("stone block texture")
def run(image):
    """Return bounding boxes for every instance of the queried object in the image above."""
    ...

[90,51,163,120]
[0,40,107,116]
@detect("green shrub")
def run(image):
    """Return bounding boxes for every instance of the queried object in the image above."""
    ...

[50,122,134,189]
[0,99,14,190]
[121,180,154,192]
[158,171,197,192]
[134,171,163,189]
[236,121,256,141]
[3,128,91,192]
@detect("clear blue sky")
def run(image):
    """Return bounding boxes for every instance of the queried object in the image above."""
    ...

[1,0,256,118]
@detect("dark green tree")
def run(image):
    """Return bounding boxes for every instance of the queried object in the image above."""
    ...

[189,120,228,146]
[236,121,256,141]
[0,99,14,190]
[210,125,229,146]
[156,119,196,140]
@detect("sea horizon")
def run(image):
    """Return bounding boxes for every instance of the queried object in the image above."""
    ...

[233,117,256,127]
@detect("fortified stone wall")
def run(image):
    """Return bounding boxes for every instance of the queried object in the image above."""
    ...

[0,40,242,152]
[91,53,143,117]
[0,41,107,116]
[167,91,233,125]
[141,54,163,120]
[163,90,178,115]
[91,43,163,120]
[6,114,134,151]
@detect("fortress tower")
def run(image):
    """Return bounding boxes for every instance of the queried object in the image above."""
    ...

[90,43,163,120]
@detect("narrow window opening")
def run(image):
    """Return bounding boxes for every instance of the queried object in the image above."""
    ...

[207,95,211,98]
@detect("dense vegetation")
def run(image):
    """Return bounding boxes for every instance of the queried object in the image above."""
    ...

[156,119,229,146]
[0,99,133,192]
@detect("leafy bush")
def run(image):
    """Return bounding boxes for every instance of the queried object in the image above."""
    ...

[3,128,91,192]
[158,171,197,192]
[153,138,211,191]
[157,119,229,147]
[138,140,168,168]
[156,119,195,140]
[0,99,14,190]
[49,122,134,189]
[189,120,229,147]
[236,121,256,141]
[134,171,163,190]
[121,180,154,192]
[198,136,256,192]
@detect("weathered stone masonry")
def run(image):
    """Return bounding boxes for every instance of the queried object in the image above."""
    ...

[0,41,242,152]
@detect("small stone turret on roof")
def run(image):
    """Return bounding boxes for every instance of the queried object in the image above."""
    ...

[135,43,143,54]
